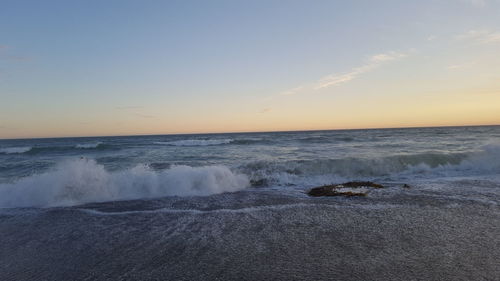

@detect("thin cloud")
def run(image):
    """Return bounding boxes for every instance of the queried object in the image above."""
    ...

[447,61,476,70]
[260,108,271,113]
[370,52,407,63]
[277,51,408,96]
[314,51,407,90]
[456,30,500,44]
[279,86,305,96]
[313,64,375,90]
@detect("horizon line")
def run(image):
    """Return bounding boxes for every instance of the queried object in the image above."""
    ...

[1,123,499,141]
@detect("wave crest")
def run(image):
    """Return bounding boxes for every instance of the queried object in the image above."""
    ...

[154,139,233,146]
[0,147,33,154]
[75,142,103,149]
[240,144,500,186]
[0,159,249,208]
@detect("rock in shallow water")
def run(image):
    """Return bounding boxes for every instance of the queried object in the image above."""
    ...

[308,181,384,197]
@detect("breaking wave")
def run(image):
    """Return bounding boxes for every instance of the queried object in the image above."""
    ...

[241,144,500,186]
[0,159,249,208]
[0,147,33,154]
[154,139,234,146]
[2,142,500,207]
[75,142,103,149]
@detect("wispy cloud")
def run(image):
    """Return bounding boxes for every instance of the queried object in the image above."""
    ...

[314,64,373,90]
[456,30,500,44]
[281,51,408,95]
[369,52,407,63]
[279,86,305,96]
[446,61,476,70]
[260,108,271,113]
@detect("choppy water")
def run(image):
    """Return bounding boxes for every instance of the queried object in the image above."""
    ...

[1,126,500,280]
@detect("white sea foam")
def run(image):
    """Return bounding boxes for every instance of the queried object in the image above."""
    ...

[154,139,233,146]
[0,146,32,154]
[75,142,102,149]
[402,143,500,177]
[243,143,500,186]
[0,158,249,208]
[77,202,402,216]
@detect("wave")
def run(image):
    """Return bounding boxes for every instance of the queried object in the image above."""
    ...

[75,142,103,149]
[407,143,500,175]
[231,138,268,145]
[0,143,112,155]
[0,159,249,208]
[3,143,499,207]
[0,147,33,154]
[154,139,234,146]
[240,144,500,186]
[298,136,354,143]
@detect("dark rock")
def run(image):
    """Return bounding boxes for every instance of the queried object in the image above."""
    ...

[308,185,367,197]
[403,184,411,188]
[250,179,268,187]
[340,191,368,197]
[307,181,384,197]
[340,181,384,189]
[308,185,338,196]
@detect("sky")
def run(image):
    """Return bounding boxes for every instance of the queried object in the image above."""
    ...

[1,0,500,139]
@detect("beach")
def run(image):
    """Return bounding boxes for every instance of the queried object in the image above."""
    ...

[1,186,499,280]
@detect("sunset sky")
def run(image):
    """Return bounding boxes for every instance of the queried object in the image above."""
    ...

[1,0,500,138]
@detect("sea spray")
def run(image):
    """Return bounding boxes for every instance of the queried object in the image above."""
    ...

[0,158,249,208]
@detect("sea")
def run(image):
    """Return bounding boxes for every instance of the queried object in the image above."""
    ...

[1,126,499,280]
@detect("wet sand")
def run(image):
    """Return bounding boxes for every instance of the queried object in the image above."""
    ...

[1,189,499,281]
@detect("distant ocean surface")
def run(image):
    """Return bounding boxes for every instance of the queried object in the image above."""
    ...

[1,126,500,280]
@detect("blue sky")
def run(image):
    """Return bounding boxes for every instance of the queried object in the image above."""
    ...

[1,0,500,138]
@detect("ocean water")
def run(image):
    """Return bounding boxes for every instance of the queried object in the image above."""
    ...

[1,126,500,280]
